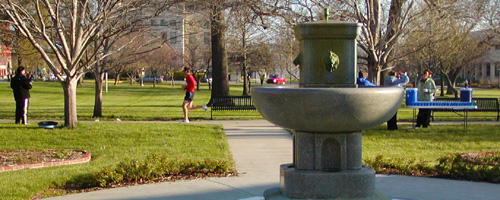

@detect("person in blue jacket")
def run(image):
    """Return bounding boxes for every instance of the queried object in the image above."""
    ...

[357,71,376,87]
[384,71,409,130]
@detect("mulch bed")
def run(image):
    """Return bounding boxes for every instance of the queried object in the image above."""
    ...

[0,150,86,167]
[461,152,499,166]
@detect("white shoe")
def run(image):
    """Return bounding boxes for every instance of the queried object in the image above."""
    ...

[202,104,208,112]
[179,120,190,123]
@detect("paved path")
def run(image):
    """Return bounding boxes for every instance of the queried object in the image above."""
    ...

[39,120,500,200]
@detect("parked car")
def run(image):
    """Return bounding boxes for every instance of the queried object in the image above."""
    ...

[136,75,163,83]
[266,74,286,84]
[201,76,212,83]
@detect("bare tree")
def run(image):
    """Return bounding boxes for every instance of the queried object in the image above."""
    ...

[0,0,174,127]
[187,0,302,97]
[141,43,178,88]
[247,42,273,86]
[483,0,500,34]
[110,62,126,86]
[270,22,299,84]
[226,2,268,95]
[405,0,491,96]
[276,1,418,85]
[193,0,266,97]
[13,37,47,74]
[347,0,421,85]
[164,53,182,86]
[0,19,49,78]
[209,0,230,97]
[125,61,144,85]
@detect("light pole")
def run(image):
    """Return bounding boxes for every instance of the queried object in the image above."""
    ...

[140,67,145,87]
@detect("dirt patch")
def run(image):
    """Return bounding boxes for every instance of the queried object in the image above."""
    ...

[0,150,86,167]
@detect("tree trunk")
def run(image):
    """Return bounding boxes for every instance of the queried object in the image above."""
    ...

[93,72,104,118]
[195,73,201,91]
[367,54,381,85]
[242,31,249,96]
[440,71,445,97]
[114,74,120,85]
[446,81,458,98]
[242,62,248,95]
[210,2,229,97]
[152,69,157,88]
[129,75,134,85]
[61,78,79,128]
[387,0,404,39]
[93,39,109,119]
[171,73,175,86]
[444,73,459,98]
[248,75,251,92]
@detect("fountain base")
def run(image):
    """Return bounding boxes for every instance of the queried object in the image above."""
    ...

[264,187,391,200]
[264,164,391,200]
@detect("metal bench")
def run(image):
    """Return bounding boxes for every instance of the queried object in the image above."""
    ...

[431,98,499,121]
[209,96,256,120]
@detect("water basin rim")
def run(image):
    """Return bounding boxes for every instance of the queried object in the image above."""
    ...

[295,20,362,26]
[252,86,403,92]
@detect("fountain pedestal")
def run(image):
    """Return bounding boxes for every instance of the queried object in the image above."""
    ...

[284,131,375,199]
[253,87,401,200]
[263,132,389,200]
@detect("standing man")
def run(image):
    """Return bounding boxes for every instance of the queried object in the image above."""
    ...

[10,67,32,125]
[415,69,436,128]
[384,71,409,130]
[181,67,207,123]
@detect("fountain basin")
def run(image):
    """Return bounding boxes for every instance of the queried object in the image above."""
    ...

[252,86,403,133]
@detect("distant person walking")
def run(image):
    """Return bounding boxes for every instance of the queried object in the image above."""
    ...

[10,67,32,125]
[384,71,409,130]
[415,69,436,128]
[356,71,376,87]
[180,67,207,123]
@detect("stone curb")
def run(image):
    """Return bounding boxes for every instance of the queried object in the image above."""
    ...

[0,150,91,172]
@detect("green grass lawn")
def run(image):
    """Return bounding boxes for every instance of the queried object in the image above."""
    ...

[0,81,260,122]
[363,124,500,164]
[0,122,233,200]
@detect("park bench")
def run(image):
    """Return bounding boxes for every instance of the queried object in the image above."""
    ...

[209,96,257,119]
[431,97,500,121]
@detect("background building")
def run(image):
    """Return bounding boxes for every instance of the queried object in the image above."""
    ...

[464,32,500,85]
[0,22,11,80]
[147,2,211,69]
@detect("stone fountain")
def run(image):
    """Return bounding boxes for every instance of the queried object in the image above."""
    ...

[252,15,403,200]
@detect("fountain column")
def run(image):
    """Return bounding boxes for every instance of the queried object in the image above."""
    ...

[295,21,359,88]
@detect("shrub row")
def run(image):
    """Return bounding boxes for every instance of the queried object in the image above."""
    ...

[364,153,500,183]
[364,155,434,176]
[64,152,498,190]
[435,153,500,183]
[66,153,234,189]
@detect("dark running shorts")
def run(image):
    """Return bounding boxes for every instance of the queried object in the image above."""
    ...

[184,92,194,101]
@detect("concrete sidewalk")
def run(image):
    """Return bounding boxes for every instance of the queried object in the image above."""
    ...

[43,120,500,200]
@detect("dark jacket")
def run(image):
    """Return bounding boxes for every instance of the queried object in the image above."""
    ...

[10,75,32,100]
